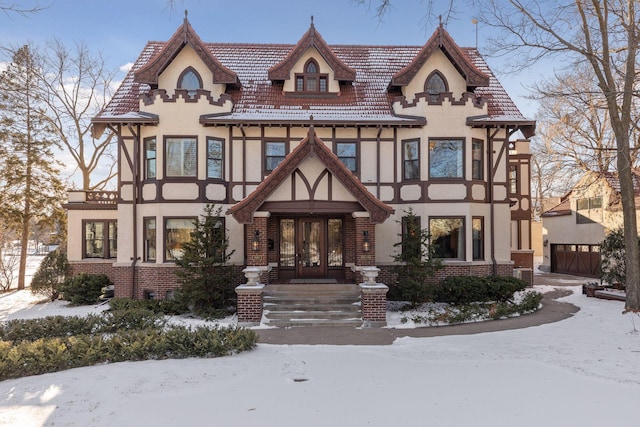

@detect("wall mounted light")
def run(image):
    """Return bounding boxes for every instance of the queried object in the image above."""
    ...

[543,239,549,247]
[252,229,260,252]
[362,230,370,253]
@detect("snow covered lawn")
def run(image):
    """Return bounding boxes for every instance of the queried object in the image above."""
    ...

[1,286,639,427]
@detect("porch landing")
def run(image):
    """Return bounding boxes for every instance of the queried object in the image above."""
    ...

[263,283,362,327]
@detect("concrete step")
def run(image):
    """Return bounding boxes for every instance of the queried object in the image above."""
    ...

[263,283,362,327]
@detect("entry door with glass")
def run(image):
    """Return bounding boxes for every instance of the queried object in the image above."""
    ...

[297,218,325,278]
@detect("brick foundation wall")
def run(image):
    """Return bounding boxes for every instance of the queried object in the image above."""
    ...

[70,262,245,300]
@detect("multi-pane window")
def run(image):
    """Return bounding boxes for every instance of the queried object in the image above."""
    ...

[509,165,518,194]
[143,218,156,262]
[178,67,202,97]
[425,71,447,101]
[165,218,196,261]
[144,137,156,180]
[472,217,484,260]
[166,137,197,177]
[295,59,328,92]
[84,220,117,259]
[430,217,464,259]
[335,142,357,172]
[472,140,483,180]
[576,197,603,224]
[403,139,420,180]
[207,138,223,179]
[265,141,286,172]
[429,139,463,179]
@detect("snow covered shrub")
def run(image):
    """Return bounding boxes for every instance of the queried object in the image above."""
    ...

[30,248,70,301]
[60,273,110,305]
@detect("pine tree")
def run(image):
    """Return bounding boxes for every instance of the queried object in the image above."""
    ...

[0,45,65,290]
[174,205,236,316]
[390,208,442,305]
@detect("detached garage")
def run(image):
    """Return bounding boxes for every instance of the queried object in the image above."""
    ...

[550,244,601,277]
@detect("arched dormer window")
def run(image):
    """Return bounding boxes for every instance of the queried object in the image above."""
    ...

[178,67,203,98]
[425,71,448,101]
[295,59,328,92]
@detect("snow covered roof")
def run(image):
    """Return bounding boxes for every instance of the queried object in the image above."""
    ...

[95,25,532,131]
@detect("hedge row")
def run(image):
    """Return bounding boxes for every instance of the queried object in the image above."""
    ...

[433,275,528,305]
[0,309,166,343]
[0,325,257,381]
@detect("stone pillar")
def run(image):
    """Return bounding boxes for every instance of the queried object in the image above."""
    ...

[359,267,388,327]
[236,267,265,326]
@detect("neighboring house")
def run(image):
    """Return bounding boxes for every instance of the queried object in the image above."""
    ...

[541,170,640,277]
[65,17,535,299]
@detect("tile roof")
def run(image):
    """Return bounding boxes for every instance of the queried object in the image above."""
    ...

[97,36,530,127]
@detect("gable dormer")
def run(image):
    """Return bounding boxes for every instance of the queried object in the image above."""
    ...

[268,18,355,95]
[389,24,489,101]
[134,13,240,92]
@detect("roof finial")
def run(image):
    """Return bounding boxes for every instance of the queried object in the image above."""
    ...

[439,15,442,27]
[310,15,314,28]
[184,9,188,23]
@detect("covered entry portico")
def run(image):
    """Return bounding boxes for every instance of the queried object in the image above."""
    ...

[227,126,393,284]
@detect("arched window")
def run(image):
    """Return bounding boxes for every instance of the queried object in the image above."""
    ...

[178,67,203,98]
[425,71,448,101]
[295,59,328,92]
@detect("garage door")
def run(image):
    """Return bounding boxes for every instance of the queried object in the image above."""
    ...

[551,244,601,277]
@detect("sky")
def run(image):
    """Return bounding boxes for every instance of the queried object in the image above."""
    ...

[1,271,640,426]
[0,0,547,118]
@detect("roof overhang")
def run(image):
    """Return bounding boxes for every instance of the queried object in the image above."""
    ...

[200,114,426,128]
[466,115,536,139]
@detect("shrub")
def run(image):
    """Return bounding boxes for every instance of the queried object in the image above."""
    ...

[389,208,442,304]
[109,297,189,315]
[30,249,71,301]
[599,228,637,287]
[60,273,110,305]
[433,275,527,305]
[0,311,258,380]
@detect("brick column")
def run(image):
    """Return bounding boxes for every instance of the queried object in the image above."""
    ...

[235,267,264,326]
[359,266,388,327]
[354,215,375,268]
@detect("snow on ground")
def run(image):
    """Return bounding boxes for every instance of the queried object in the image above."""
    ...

[1,283,639,427]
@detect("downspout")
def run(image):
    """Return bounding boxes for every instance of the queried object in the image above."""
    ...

[376,126,382,199]
[127,124,140,298]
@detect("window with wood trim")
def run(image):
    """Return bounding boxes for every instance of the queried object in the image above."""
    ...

[472,217,484,260]
[165,218,196,261]
[472,139,483,180]
[207,138,223,179]
[425,71,448,101]
[509,165,518,195]
[264,141,287,173]
[429,139,464,179]
[295,59,328,92]
[166,137,197,177]
[403,139,420,180]
[177,67,202,97]
[83,220,117,259]
[335,142,358,172]
[143,217,156,262]
[430,217,465,260]
[144,137,156,180]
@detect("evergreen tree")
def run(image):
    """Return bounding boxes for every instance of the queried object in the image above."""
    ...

[0,45,65,290]
[390,208,442,305]
[174,205,236,315]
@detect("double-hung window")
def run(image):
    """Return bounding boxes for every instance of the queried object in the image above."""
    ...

[335,142,358,173]
[207,138,223,179]
[265,141,287,173]
[429,139,464,179]
[144,137,156,180]
[472,217,484,260]
[143,218,156,262]
[472,139,483,180]
[403,139,420,180]
[166,137,197,177]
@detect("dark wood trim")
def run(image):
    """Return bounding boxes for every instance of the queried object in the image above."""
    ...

[261,200,362,213]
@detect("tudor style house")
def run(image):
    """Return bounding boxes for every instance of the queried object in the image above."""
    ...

[65,16,535,301]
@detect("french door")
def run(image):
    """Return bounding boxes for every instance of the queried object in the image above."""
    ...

[279,217,343,279]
